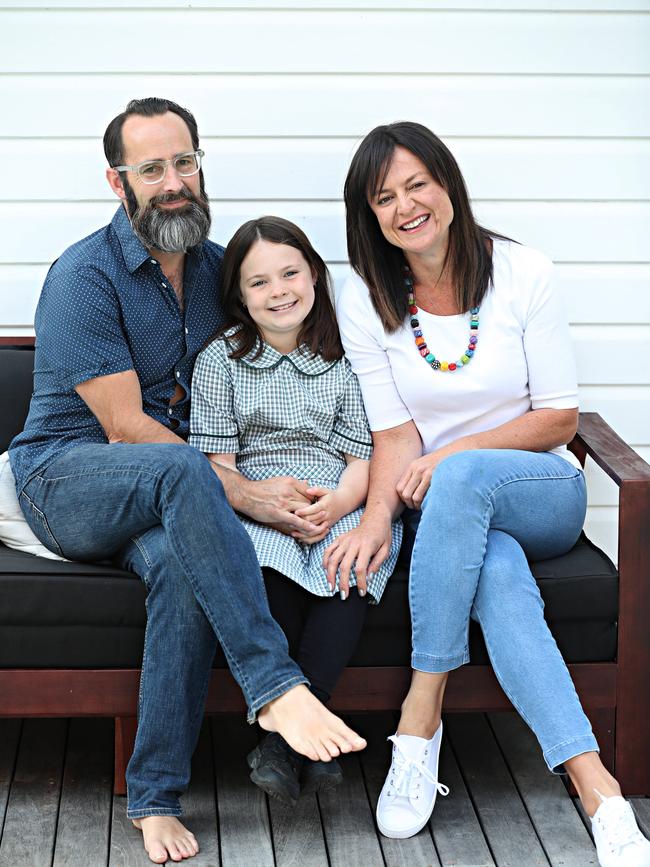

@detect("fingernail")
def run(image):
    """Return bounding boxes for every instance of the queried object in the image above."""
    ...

[368,572,375,582]
[358,588,366,597]
[328,583,334,592]
[340,590,347,601]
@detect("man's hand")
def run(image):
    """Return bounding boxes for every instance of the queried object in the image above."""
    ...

[207,454,324,536]
[291,486,348,545]
[322,512,393,597]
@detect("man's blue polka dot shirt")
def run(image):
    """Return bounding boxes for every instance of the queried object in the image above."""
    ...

[9,206,224,492]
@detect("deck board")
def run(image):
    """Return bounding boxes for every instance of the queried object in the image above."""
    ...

[433,722,496,867]
[0,718,67,866]
[52,718,113,867]
[446,714,550,867]
[489,713,597,866]
[318,750,385,867]
[0,712,619,866]
[211,717,274,867]
[0,719,21,832]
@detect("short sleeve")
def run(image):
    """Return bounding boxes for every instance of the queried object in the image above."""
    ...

[37,264,134,389]
[329,360,373,459]
[521,256,579,410]
[335,274,412,431]
[188,340,240,453]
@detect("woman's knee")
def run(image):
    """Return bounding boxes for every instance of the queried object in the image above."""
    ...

[473,530,543,615]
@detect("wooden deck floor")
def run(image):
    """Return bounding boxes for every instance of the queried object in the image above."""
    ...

[1,713,649,867]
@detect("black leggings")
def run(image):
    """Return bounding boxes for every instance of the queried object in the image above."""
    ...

[263,568,368,704]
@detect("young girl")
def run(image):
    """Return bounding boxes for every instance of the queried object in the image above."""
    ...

[189,216,402,805]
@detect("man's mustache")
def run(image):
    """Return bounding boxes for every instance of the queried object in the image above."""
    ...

[150,188,197,207]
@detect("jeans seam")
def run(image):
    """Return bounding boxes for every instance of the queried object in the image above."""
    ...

[485,467,583,502]
[157,475,252,703]
[127,807,182,819]
[19,488,65,557]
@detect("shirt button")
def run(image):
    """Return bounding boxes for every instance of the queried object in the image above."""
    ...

[185,327,189,335]
[161,281,167,287]
[175,370,181,378]
[150,259,156,264]
[168,408,173,416]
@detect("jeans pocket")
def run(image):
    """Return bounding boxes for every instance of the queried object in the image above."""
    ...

[18,489,66,558]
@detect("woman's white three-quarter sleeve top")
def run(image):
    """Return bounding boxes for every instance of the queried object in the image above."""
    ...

[335,239,581,469]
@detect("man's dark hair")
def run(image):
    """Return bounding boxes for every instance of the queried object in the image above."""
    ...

[344,121,506,332]
[103,97,200,168]
[218,216,343,363]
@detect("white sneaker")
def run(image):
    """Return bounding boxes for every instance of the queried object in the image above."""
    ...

[591,790,650,867]
[376,724,449,839]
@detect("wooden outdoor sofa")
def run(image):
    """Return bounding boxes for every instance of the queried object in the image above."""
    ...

[1,342,649,796]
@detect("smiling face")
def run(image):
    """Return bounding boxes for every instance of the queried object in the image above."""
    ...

[369,146,454,264]
[239,239,316,353]
[106,111,210,253]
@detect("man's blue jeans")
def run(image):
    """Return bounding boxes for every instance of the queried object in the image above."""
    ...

[405,449,599,772]
[17,442,307,818]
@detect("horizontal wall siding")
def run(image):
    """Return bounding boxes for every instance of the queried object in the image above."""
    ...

[0,1,648,561]
[2,10,649,74]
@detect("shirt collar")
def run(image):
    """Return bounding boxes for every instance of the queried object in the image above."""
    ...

[111,205,149,273]
[111,205,206,274]
[232,333,336,376]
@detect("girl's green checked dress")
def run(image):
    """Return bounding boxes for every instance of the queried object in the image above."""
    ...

[189,332,402,602]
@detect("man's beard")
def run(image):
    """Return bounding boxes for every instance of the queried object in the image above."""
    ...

[123,177,211,254]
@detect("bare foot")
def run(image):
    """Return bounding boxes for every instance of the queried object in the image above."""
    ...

[258,684,366,762]
[132,816,199,863]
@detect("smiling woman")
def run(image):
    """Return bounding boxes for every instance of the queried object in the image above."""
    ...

[330,120,650,865]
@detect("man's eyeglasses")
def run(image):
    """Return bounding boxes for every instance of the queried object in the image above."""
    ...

[113,149,204,185]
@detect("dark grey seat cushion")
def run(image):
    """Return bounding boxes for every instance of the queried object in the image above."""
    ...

[0,533,617,668]
[0,345,618,669]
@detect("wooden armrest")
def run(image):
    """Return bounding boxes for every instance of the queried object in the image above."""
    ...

[570,412,650,487]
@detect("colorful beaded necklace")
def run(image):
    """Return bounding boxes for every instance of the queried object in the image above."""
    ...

[405,269,479,372]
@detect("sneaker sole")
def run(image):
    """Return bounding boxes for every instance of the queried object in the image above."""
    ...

[376,809,433,840]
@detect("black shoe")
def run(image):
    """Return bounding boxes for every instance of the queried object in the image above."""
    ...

[300,757,344,795]
[247,732,304,806]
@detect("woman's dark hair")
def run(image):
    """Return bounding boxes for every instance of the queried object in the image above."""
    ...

[103,97,200,168]
[344,121,499,332]
[218,216,343,362]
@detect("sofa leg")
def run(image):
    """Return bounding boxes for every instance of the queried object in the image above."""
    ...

[114,716,137,796]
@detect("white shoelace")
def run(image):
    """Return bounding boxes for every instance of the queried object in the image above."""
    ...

[385,735,450,801]
[594,797,646,854]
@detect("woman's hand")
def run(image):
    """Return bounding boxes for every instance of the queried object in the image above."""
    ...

[322,513,392,597]
[396,447,453,509]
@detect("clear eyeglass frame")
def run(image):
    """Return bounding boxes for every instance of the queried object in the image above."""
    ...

[113,149,205,184]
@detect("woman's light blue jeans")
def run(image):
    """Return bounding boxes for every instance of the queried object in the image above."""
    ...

[17,442,308,818]
[406,448,598,772]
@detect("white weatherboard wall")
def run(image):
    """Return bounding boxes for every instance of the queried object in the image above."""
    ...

[0,0,648,562]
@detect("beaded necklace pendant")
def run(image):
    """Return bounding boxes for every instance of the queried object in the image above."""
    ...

[405,271,479,372]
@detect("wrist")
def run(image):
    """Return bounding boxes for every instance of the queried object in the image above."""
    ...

[360,502,392,527]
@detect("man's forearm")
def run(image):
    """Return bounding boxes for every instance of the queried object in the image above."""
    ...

[108,411,187,446]
[207,459,251,513]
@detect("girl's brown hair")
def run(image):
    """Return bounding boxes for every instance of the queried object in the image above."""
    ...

[218,216,343,361]
[344,121,503,332]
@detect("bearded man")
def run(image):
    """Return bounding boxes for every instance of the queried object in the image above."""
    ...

[8,98,365,864]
